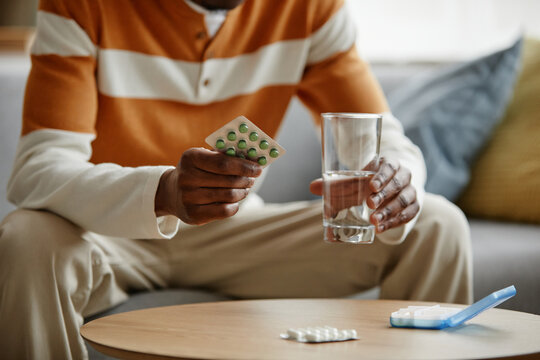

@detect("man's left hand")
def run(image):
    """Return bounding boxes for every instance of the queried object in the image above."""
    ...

[310,157,419,233]
[366,158,419,233]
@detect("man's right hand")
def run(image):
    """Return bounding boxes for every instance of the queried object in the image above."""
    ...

[154,147,263,225]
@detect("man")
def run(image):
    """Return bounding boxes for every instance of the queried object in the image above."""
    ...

[0,0,472,358]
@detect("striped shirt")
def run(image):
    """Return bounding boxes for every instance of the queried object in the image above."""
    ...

[8,0,426,242]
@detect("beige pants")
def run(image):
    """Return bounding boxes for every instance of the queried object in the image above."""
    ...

[0,193,472,359]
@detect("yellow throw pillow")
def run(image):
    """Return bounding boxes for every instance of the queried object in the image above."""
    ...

[458,38,540,223]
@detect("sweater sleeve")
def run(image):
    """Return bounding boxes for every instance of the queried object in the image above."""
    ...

[7,0,180,239]
[297,0,426,244]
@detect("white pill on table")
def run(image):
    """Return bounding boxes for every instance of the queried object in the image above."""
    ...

[284,326,358,343]
[287,329,304,339]
[306,333,323,342]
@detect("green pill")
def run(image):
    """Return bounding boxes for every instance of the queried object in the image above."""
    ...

[216,139,225,149]
[247,148,257,158]
[269,148,279,158]
[258,156,267,165]
[259,140,269,150]
[249,131,258,141]
[239,123,249,133]
[227,131,236,141]
[238,139,247,149]
[225,147,236,156]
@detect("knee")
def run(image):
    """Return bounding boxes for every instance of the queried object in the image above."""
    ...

[420,194,471,259]
[0,209,88,273]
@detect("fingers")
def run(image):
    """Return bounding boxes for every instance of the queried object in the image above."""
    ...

[368,160,411,209]
[370,185,419,232]
[182,188,249,205]
[177,184,250,225]
[367,158,418,232]
[323,188,368,218]
[313,158,420,234]
[310,178,323,196]
[369,158,400,194]
[313,176,371,217]
[181,148,262,177]
[183,203,241,225]
[311,176,369,197]
[172,147,262,225]
[373,202,420,233]
[180,167,256,189]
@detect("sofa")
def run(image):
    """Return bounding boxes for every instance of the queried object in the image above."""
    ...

[1,47,539,358]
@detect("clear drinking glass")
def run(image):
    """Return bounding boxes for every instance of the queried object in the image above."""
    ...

[321,113,382,244]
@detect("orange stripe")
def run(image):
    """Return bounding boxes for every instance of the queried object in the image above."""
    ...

[27,0,364,169]
[90,85,297,167]
[23,51,385,167]
[207,0,345,59]
[40,0,345,61]
[298,46,389,125]
[22,54,97,136]
[307,0,346,34]
[97,0,206,62]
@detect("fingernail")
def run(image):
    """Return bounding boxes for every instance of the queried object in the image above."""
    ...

[373,213,383,222]
[371,194,381,207]
[372,179,381,190]
[378,224,385,232]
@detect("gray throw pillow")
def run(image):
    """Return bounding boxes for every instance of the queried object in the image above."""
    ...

[388,38,523,201]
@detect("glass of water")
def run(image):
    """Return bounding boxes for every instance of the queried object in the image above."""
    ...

[321,113,382,244]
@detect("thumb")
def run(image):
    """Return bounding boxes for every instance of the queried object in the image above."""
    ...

[310,178,323,196]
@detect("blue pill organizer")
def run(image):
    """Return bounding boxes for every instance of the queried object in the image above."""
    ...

[390,285,516,330]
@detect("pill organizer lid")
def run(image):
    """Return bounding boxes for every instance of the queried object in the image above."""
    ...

[446,285,516,327]
[390,285,516,329]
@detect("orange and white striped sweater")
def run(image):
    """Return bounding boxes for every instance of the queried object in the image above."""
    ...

[8,0,426,241]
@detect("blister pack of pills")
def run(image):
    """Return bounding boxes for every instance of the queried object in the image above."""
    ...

[280,326,358,343]
[205,116,286,167]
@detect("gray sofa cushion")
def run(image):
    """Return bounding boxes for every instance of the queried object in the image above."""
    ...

[85,289,231,322]
[469,219,540,315]
[388,38,523,201]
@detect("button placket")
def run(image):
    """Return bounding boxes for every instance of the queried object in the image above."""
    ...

[196,31,206,40]
[198,44,216,99]
[198,59,212,99]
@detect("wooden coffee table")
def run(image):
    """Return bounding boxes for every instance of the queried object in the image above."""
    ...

[81,299,540,360]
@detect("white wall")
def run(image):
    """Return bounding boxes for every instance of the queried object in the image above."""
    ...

[347,0,540,62]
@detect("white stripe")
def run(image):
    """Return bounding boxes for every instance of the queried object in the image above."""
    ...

[93,4,355,104]
[98,39,309,104]
[307,5,357,65]
[98,50,200,102]
[31,10,97,57]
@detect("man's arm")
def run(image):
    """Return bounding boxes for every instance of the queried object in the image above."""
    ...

[8,129,179,239]
[298,0,426,244]
[10,0,261,238]
[8,7,179,238]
